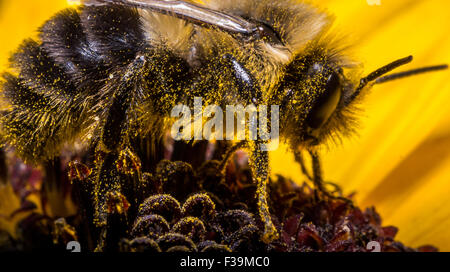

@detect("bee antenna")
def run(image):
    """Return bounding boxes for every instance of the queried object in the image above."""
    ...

[374,64,448,84]
[349,55,413,102]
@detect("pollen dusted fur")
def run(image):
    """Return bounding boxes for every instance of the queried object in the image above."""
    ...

[2,0,435,246]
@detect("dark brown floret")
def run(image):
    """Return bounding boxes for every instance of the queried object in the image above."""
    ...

[138,194,181,224]
[181,193,216,220]
[172,217,207,243]
[1,141,439,252]
[131,214,170,239]
[156,233,197,252]
[122,237,161,252]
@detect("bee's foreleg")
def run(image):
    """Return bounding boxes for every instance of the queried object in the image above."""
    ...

[309,150,326,200]
[248,140,279,243]
[309,150,352,205]
[294,149,313,181]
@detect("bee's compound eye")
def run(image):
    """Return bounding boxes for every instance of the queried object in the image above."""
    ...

[305,72,341,130]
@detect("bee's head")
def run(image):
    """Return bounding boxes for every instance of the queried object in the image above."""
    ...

[276,52,447,148]
[275,52,350,147]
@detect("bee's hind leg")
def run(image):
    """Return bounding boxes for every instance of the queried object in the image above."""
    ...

[248,140,279,243]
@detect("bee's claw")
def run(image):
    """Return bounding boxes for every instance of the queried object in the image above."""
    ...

[315,188,354,207]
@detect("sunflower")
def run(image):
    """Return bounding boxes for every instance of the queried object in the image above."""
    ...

[0,0,449,250]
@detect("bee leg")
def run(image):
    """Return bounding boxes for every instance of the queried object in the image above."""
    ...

[248,140,279,243]
[309,150,353,205]
[94,53,145,225]
[93,146,142,251]
[324,181,344,196]
[219,141,246,173]
[93,85,133,236]
[93,151,131,251]
[294,149,313,181]
[295,149,344,195]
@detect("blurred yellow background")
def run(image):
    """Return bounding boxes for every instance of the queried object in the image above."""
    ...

[0,0,449,250]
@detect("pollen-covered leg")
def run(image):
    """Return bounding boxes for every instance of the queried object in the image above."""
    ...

[99,53,147,152]
[92,60,146,230]
[93,150,133,252]
[295,149,344,195]
[247,140,279,243]
[93,152,126,226]
[95,189,130,252]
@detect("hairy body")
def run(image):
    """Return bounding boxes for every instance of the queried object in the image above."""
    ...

[1,0,445,245]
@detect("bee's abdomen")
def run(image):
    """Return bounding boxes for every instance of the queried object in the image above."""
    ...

[39,5,147,90]
[39,8,108,85]
[1,3,195,161]
[0,74,61,161]
[1,4,149,160]
[80,4,145,64]
[1,35,83,162]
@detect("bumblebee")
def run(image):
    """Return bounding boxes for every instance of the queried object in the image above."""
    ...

[0,0,447,243]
